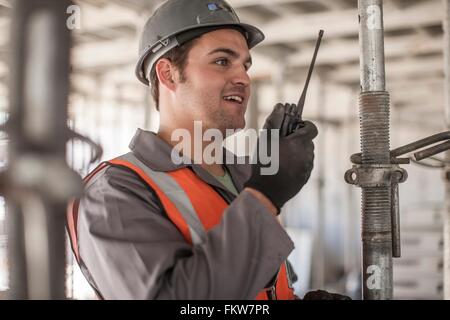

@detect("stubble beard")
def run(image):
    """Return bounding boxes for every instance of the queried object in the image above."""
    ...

[180,79,246,134]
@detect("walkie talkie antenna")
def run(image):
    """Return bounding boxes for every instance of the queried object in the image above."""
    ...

[296,30,324,118]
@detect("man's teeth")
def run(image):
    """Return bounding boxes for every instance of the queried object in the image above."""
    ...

[224,96,243,103]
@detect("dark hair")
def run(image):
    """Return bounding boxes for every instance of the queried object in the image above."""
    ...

[149,39,198,111]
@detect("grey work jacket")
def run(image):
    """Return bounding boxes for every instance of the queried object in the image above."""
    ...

[78,129,294,300]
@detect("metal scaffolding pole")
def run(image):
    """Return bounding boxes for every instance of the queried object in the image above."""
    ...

[348,0,450,300]
[357,0,393,299]
[4,0,80,299]
[443,0,450,301]
[313,77,326,290]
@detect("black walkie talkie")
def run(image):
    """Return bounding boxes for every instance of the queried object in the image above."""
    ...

[280,30,324,137]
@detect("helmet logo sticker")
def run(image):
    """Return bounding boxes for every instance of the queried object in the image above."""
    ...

[207,3,233,14]
[207,3,220,11]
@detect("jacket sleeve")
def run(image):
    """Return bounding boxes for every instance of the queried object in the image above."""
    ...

[77,165,294,300]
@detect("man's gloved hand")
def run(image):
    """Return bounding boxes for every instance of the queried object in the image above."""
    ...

[244,103,318,213]
[303,290,352,300]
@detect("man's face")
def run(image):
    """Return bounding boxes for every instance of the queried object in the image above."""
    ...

[174,28,252,132]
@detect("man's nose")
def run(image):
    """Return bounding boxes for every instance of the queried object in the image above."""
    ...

[231,66,250,87]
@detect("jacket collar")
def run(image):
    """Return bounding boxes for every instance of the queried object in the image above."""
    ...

[128,129,251,193]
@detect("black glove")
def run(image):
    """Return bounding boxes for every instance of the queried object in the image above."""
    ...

[244,103,318,213]
[303,290,352,300]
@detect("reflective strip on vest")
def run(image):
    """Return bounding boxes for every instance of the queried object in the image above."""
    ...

[111,153,207,246]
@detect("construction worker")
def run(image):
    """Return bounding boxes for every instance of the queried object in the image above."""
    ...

[67,0,348,300]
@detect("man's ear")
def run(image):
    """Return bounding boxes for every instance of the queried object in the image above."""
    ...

[155,58,176,91]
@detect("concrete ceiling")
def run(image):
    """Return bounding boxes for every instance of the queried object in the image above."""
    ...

[0,0,446,113]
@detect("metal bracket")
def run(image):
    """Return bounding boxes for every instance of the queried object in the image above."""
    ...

[346,130,450,261]
[350,130,450,166]
[345,164,407,259]
[345,164,408,188]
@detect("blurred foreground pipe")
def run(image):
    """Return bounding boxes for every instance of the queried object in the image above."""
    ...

[6,0,80,299]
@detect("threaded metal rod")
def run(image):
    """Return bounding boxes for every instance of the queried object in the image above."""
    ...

[358,0,393,300]
[360,93,393,299]
[360,93,390,164]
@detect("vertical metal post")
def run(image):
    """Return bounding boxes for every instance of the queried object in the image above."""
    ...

[6,0,79,299]
[313,78,326,290]
[443,0,450,301]
[358,0,393,299]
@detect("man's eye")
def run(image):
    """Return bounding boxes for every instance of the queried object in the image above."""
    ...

[215,59,229,66]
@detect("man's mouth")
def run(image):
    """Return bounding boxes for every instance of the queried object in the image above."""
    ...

[223,95,244,105]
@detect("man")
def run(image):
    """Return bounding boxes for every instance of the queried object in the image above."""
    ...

[67,0,344,300]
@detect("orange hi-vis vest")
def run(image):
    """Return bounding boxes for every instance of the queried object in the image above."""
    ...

[67,152,295,300]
